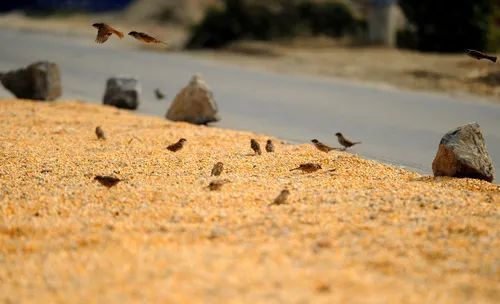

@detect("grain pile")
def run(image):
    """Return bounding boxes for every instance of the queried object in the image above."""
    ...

[0,99,498,303]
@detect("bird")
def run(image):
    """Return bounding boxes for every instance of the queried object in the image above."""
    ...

[335,132,361,150]
[128,31,167,45]
[290,163,322,173]
[265,139,275,152]
[211,162,224,176]
[208,179,230,191]
[250,139,262,155]
[95,126,106,140]
[311,139,336,153]
[92,23,124,44]
[167,138,187,152]
[154,88,165,100]
[270,189,290,206]
[465,49,497,63]
[94,175,121,188]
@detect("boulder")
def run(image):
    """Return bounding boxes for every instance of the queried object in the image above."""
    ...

[0,61,62,101]
[432,123,495,182]
[103,76,140,110]
[166,74,219,124]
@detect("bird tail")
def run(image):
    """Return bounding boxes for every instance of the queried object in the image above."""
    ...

[353,142,361,145]
[113,29,124,39]
[290,168,299,171]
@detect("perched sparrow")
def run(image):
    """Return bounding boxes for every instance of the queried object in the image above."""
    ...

[154,88,165,100]
[211,162,224,176]
[465,49,497,63]
[128,31,167,45]
[94,175,121,188]
[208,179,230,191]
[311,139,336,153]
[290,163,322,173]
[265,139,275,153]
[250,139,262,155]
[95,126,106,140]
[167,138,187,152]
[270,189,290,206]
[335,132,361,150]
[92,23,124,44]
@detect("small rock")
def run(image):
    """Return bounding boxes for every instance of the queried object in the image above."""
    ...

[0,61,62,100]
[165,74,219,124]
[103,76,140,110]
[432,123,495,182]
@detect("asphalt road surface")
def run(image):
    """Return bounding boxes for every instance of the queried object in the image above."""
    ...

[1,29,499,177]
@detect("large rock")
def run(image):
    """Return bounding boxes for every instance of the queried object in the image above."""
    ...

[432,123,495,182]
[166,74,219,124]
[103,77,141,110]
[0,61,62,101]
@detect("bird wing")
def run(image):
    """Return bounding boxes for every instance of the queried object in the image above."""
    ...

[95,27,111,43]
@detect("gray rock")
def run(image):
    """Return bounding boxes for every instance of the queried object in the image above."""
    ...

[166,74,219,124]
[432,123,495,182]
[103,76,141,110]
[0,61,62,101]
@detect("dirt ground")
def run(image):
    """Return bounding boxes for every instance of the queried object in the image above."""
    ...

[0,99,498,303]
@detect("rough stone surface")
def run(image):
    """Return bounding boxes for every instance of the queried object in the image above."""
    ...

[0,61,62,100]
[103,76,140,110]
[432,123,495,182]
[166,74,219,124]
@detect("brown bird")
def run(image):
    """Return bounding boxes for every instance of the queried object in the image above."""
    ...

[250,139,262,155]
[94,175,121,188]
[270,189,290,206]
[335,132,361,150]
[167,138,187,152]
[95,126,106,140]
[154,88,165,100]
[311,139,336,153]
[465,49,497,63]
[128,31,167,45]
[92,23,124,44]
[208,179,230,191]
[211,162,224,176]
[290,163,322,173]
[265,139,275,153]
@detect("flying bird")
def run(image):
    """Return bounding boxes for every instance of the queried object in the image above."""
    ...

[265,139,275,153]
[270,189,290,206]
[94,175,121,188]
[250,139,262,155]
[211,162,224,176]
[465,49,497,63]
[290,163,322,173]
[95,126,106,140]
[167,138,187,152]
[311,139,336,153]
[92,23,124,44]
[128,31,167,45]
[335,132,361,150]
[154,88,165,100]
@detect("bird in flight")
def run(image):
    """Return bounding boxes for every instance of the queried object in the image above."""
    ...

[335,132,361,150]
[92,23,124,44]
[465,49,497,63]
[154,88,165,100]
[128,31,167,45]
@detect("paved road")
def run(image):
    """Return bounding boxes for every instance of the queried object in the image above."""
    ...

[1,29,499,177]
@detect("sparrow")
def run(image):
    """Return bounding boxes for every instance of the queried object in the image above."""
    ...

[208,179,230,191]
[94,175,121,188]
[270,189,290,206]
[265,139,275,152]
[290,163,322,173]
[92,23,124,44]
[154,88,165,100]
[167,138,187,152]
[250,139,262,155]
[311,139,336,153]
[335,132,361,150]
[465,49,497,63]
[128,31,167,45]
[211,162,224,176]
[95,126,106,140]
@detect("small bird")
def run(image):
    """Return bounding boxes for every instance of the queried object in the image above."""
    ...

[94,175,121,188]
[92,23,124,44]
[167,138,187,152]
[290,163,322,173]
[128,31,167,45]
[154,88,165,100]
[250,139,262,155]
[265,139,275,152]
[335,132,361,150]
[208,179,230,191]
[270,189,290,206]
[465,49,497,63]
[211,162,224,176]
[95,126,106,140]
[311,139,336,153]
